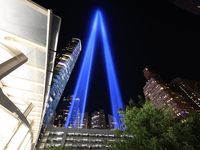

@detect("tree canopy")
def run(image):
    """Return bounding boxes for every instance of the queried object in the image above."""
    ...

[107,96,200,150]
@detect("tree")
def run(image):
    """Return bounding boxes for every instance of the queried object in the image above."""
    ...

[107,96,200,150]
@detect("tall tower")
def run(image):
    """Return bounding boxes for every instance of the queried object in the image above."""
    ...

[108,114,119,130]
[143,68,161,80]
[171,78,200,113]
[66,95,81,128]
[91,109,107,129]
[143,68,192,116]
[43,38,81,128]
[82,112,89,129]
[54,95,90,128]
[171,0,200,16]
[54,96,69,127]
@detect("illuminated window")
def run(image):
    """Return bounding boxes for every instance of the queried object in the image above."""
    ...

[39,143,45,149]
[49,97,53,101]
[56,132,64,135]
[44,131,50,136]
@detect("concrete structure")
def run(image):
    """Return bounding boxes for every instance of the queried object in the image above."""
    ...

[0,0,61,149]
[38,124,116,150]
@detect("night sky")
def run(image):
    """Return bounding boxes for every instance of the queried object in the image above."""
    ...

[33,0,200,116]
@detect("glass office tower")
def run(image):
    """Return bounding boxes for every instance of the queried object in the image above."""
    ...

[54,95,82,128]
[43,38,81,128]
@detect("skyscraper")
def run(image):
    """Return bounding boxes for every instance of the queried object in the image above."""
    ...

[91,109,107,129]
[54,96,69,127]
[171,78,200,113]
[43,38,81,128]
[82,112,90,129]
[171,0,200,16]
[108,114,119,130]
[143,68,196,116]
[54,95,90,128]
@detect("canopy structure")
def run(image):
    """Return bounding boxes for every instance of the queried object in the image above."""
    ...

[0,0,61,149]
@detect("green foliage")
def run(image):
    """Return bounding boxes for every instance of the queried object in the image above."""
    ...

[107,96,200,150]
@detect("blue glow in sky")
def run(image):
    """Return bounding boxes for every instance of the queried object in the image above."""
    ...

[65,10,124,129]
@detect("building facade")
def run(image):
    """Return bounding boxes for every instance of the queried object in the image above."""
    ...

[43,39,82,128]
[54,95,90,129]
[171,0,200,16]
[91,109,107,129]
[171,78,200,113]
[143,68,197,116]
[38,124,116,150]
[82,112,90,129]
[54,96,69,127]
[0,0,61,149]
[108,114,119,130]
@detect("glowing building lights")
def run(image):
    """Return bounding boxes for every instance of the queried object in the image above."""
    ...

[65,10,124,129]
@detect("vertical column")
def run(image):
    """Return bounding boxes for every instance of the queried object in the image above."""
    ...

[61,128,68,146]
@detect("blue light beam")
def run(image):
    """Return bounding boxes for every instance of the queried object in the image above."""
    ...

[65,11,99,128]
[99,12,124,130]
[65,10,124,130]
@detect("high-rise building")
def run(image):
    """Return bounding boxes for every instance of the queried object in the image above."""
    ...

[66,96,81,128]
[108,114,119,130]
[43,38,81,128]
[143,68,195,116]
[54,95,90,128]
[171,78,200,113]
[82,112,89,129]
[55,95,81,128]
[91,109,107,129]
[143,67,162,80]
[0,0,61,149]
[171,0,200,16]
[54,96,69,127]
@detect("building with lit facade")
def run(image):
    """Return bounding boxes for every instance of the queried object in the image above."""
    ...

[108,114,119,130]
[54,96,69,127]
[43,39,81,128]
[54,95,90,129]
[171,0,200,16]
[0,0,61,149]
[91,109,107,129]
[171,78,200,112]
[143,68,200,116]
[81,112,90,129]
[38,124,116,150]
